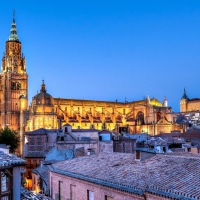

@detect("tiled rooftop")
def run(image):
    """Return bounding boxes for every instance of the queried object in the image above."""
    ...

[21,187,52,200]
[52,152,200,199]
[32,165,50,195]
[25,151,46,158]
[145,137,167,146]
[25,128,57,135]
[0,151,26,167]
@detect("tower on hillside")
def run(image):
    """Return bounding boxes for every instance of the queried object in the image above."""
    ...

[0,13,28,154]
[180,88,189,112]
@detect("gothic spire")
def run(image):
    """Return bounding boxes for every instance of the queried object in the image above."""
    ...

[181,88,189,100]
[8,10,19,41]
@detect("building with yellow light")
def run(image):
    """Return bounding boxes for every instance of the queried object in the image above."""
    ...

[0,15,180,157]
[26,81,177,135]
[0,15,28,154]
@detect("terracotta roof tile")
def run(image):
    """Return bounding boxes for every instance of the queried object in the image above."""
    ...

[51,152,200,199]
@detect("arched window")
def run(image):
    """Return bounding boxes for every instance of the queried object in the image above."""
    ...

[17,82,21,90]
[11,82,16,90]
[136,111,145,125]
[156,111,162,122]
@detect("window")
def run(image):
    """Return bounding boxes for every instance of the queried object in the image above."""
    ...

[123,143,125,153]
[87,190,94,200]
[105,196,113,200]
[135,151,140,160]
[70,185,76,200]
[0,170,11,200]
[30,146,34,151]
[58,181,63,200]
[1,171,9,192]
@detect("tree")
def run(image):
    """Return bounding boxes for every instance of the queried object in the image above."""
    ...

[0,127,20,153]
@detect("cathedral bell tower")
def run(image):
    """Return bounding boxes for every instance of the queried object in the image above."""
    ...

[0,13,28,135]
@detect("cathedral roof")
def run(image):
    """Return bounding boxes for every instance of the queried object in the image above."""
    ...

[33,80,54,106]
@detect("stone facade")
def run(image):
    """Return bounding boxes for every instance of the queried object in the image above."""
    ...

[26,86,176,135]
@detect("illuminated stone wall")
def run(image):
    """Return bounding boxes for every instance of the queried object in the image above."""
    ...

[52,97,174,135]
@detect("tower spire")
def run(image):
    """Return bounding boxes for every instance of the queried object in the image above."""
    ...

[181,88,189,100]
[8,10,19,41]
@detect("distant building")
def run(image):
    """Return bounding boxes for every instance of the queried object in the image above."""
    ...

[180,88,200,112]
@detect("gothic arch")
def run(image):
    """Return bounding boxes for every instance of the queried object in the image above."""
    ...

[136,111,144,125]
[156,111,162,122]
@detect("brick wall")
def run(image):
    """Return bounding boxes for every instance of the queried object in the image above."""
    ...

[99,141,113,153]
[49,171,172,200]
[145,193,170,200]
[113,138,135,153]
[50,171,144,200]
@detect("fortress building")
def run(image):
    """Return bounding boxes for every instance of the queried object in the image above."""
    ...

[180,88,200,112]
[0,15,179,156]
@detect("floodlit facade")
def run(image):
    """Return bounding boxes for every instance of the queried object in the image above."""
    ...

[0,15,184,157]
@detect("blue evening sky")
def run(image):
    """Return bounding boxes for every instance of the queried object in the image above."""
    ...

[0,0,200,111]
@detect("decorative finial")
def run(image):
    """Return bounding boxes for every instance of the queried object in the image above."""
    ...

[40,79,46,93]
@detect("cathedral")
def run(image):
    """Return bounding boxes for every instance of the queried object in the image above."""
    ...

[1,16,180,155]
